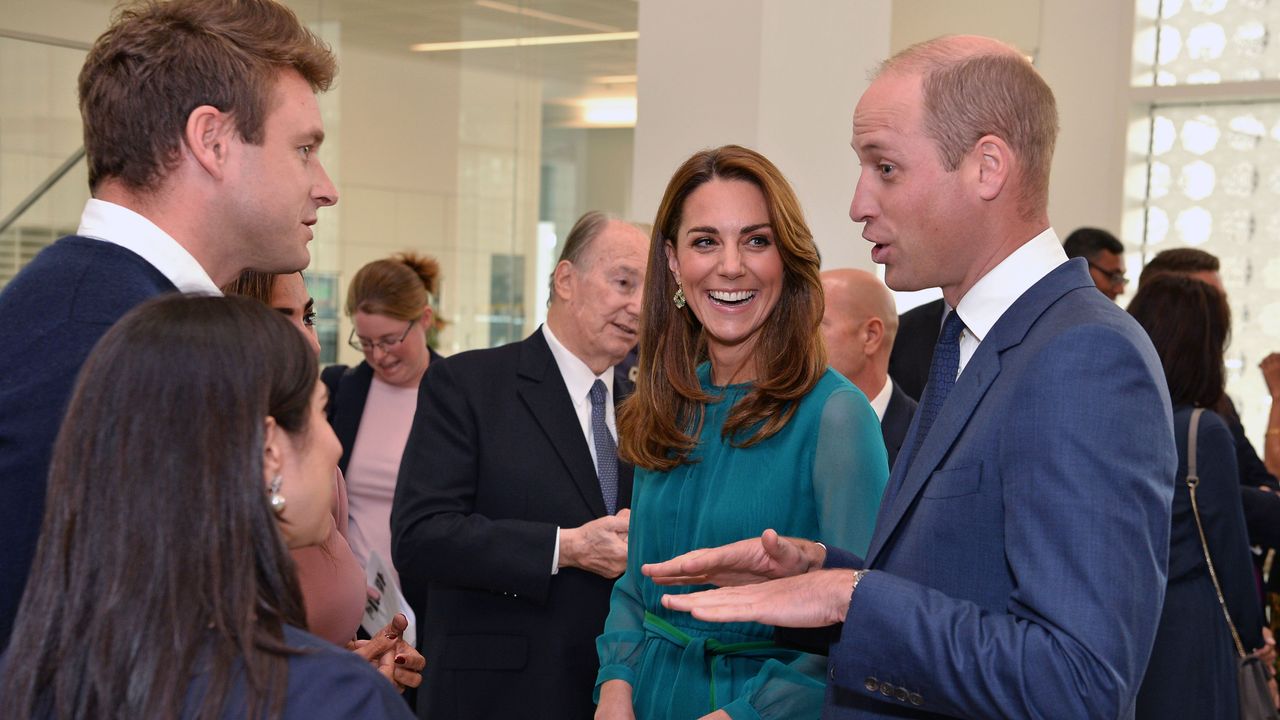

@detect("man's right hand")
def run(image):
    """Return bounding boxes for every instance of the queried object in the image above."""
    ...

[560,509,630,579]
[642,528,823,588]
[595,679,636,720]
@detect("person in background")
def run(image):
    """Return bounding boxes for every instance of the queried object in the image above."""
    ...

[821,268,917,469]
[1063,226,1127,301]
[1128,274,1266,719]
[595,145,888,720]
[392,211,646,719]
[0,0,339,649]
[224,269,424,693]
[322,254,444,584]
[0,296,411,719]
[885,299,943,403]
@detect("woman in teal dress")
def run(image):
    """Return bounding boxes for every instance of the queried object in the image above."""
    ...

[595,145,889,720]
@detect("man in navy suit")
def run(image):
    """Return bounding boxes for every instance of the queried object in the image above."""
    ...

[392,212,648,719]
[820,268,917,469]
[0,0,339,649]
[652,35,1176,718]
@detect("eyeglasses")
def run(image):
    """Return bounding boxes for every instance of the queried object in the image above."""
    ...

[349,320,414,354]
[1088,261,1128,287]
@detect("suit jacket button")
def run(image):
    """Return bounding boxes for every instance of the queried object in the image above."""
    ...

[909,692,923,706]
[879,682,894,696]
[863,677,878,692]
[895,687,909,702]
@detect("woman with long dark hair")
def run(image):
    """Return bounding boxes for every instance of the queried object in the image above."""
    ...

[0,295,411,719]
[595,145,888,719]
[1129,274,1267,719]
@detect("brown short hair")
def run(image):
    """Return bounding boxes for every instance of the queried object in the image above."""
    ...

[878,37,1059,219]
[79,0,337,192]
[619,145,827,472]
[346,253,442,323]
[1139,247,1220,287]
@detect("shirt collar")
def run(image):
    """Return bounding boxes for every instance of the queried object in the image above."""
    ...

[77,199,221,295]
[953,227,1065,343]
[868,376,893,421]
[541,322,614,406]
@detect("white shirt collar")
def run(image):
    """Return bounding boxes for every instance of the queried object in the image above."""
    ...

[541,322,614,407]
[953,227,1066,344]
[77,198,221,295]
[868,376,894,421]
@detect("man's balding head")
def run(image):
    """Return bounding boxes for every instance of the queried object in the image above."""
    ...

[821,269,898,399]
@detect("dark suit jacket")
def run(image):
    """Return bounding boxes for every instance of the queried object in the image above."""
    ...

[824,259,1176,718]
[0,237,176,650]
[390,328,633,720]
[321,350,445,475]
[879,381,917,471]
[887,298,945,402]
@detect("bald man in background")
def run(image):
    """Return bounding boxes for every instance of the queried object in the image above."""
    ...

[821,269,917,469]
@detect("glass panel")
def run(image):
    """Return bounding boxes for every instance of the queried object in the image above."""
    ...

[1125,101,1280,448]
[1133,0,1280,86]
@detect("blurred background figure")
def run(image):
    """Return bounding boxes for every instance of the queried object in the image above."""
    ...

[1128,275,1266,719]
[323,253,444,583]
[0,296,410,719]
[821,268,917,469]
[596,145,888,720]
[1063,226,1127,301]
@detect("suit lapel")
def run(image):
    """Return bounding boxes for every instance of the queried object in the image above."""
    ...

[864,260,1094,566]
[516,330,609,517]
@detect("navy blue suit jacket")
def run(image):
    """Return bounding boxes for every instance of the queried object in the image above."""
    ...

[824,259,1176,718]
[0,237,176,649]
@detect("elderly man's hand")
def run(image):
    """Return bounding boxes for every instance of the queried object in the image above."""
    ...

[347,613,424,693]
[661,568,860,628]
[560,509,630,579]
[642,529,824,588]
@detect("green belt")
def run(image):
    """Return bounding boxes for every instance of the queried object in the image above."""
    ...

[643,611,782,711]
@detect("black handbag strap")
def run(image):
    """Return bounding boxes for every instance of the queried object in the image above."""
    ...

[1186,407,1249,659]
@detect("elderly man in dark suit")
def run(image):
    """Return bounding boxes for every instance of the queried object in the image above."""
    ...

[391,211,648,719]
[821,269,917,469]
[652,36,1175,719]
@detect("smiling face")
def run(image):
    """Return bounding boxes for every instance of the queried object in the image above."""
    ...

[270,381,341,549]
[850,71,975,298]
[667,178,784,382]
[352,309,431,388]
[224,69,338,274]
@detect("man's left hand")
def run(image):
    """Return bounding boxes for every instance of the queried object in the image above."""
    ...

[661,568,859,628]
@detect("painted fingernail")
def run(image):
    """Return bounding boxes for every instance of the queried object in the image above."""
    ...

[395,656,406,665]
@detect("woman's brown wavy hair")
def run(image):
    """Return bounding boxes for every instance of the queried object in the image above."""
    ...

[618,145,827,472]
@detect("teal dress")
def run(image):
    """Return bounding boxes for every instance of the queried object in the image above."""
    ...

[596,366,889,719]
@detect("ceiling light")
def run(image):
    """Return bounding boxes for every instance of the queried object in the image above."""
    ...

[410,31,637,53]
[474,0,620,33]
[581,97,637,126]
[591,74,638,85]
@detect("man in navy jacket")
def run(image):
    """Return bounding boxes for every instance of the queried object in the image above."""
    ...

[653,35,1176,718]
[0,0,339,649]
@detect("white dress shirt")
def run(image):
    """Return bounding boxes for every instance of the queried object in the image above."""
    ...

[953,227,1067,376]
[76,198,221,295]
[868,377,894,422]
[541,322,619,574]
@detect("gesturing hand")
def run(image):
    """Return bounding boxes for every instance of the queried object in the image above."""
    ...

[661,569,860,628]
[560,509,631,579]
[642,529,824,588]
[347,612,424,693]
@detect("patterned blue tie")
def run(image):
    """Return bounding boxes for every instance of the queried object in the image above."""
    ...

[906,311,966,473]
[590,379,619,514]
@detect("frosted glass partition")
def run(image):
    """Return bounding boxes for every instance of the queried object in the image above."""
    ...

[1133,0,1280,86]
